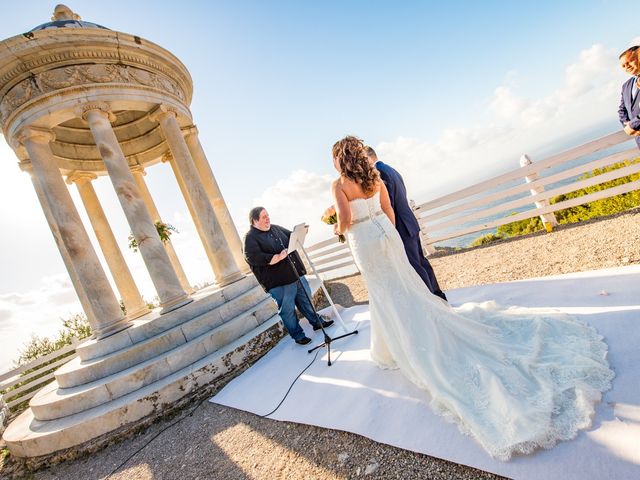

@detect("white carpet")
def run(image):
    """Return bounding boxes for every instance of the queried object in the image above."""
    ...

[211,266,640,480]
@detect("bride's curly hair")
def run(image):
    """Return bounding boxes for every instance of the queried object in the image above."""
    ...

[332,136,379,195]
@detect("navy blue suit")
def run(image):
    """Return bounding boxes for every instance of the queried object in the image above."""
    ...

[618,76,640,149]
[375,161,447,301]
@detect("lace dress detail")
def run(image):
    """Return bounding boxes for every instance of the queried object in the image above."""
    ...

[347,192,614,461]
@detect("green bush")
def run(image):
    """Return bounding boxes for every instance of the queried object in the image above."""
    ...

[468,158,640,246]
[15,313,92,367]
[469,233,505,247]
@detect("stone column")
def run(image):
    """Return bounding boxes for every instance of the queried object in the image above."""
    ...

[130,166,193,293]
[161,152,220,277]
[20,161,100,331]
[152,105,243,286]
[182,126,249,273]
[81,102,192,314]
[18,127,130,339]
[67,172,150,319]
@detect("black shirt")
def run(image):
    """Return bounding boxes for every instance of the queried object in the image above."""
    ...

[243,224,302,291]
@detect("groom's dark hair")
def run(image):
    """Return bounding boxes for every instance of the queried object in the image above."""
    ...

[249,206,265,226]
[619,45,639,59]
[365,146,378,160]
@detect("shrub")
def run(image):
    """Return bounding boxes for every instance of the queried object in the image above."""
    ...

[468,158,640,246]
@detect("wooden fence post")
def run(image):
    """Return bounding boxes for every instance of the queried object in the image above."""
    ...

[0,393,8,435]
[520,154,558,231]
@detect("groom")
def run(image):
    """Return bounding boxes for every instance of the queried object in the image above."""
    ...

[366,147,447,301]
[618,45,640,148]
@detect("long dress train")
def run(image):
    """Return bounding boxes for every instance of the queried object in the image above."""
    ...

[347,192,614,461]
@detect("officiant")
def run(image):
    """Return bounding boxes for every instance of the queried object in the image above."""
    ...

[243,207,333,345]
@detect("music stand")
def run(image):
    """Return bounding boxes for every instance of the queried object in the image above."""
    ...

[285,224,358,366]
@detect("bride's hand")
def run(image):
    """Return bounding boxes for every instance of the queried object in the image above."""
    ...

[333,224,341,236]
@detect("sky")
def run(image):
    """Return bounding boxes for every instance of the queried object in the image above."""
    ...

[0,0,638,367]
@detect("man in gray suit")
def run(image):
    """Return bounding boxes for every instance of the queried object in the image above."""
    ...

[618,45,640,148]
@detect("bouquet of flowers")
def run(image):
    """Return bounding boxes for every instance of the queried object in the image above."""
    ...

[321,206,346,243]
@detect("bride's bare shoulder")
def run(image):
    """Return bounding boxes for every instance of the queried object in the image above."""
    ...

[331,178,346,196]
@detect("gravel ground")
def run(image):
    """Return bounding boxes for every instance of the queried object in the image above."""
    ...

[2,209,639,480]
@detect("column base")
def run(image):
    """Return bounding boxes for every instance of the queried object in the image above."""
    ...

[94,319,133,340]
[216,271,246,288]
[159,294,193,315]
[125,304,152,321]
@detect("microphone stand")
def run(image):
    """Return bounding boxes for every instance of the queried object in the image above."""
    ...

[273,230,358,366]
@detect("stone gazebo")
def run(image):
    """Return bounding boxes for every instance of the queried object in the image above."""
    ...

[1,5,282,458]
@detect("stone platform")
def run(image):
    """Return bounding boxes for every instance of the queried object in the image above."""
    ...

[2,276,284,458]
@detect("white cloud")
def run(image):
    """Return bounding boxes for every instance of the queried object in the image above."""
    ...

[374,43,628,202]
[240,170,336,246]
[0,273,82,368]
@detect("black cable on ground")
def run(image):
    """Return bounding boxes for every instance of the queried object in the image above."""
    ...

[259,348,321,418]
[104,394,209,479]
[105,348,321,478]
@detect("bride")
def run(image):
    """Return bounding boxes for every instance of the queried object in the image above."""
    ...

[329,135,614,461]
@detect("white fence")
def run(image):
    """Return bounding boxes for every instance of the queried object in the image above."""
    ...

[0,338,80,419]
[305,130,640,278]
[415,131,639,251]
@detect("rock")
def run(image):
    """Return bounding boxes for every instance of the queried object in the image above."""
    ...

[338,452,349,464]
[365,461,379,475]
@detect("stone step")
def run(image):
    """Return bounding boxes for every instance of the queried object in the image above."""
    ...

[30,297,278,421]
[55,283,271,389]
[75,276,260,362]
[3,315,285,458]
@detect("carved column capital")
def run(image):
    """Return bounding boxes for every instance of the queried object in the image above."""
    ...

[16,126,55,146]
[18,160,33,174]
[161,152,173,163]
[76,102,116,122]
[130,164,147,175]
[66,171,98,185]
[181,125,199,139]
[14,144,29,161]
[150,104,178,123]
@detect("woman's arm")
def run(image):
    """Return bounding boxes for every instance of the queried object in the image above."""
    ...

[331,180,351,234]
[379,181,395,226]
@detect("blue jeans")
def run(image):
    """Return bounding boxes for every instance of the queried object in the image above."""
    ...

[268,277,322,341]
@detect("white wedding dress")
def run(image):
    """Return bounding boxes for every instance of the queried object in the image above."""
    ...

[347,192,614,461]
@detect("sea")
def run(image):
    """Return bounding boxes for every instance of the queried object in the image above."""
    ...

[423,129,637,249]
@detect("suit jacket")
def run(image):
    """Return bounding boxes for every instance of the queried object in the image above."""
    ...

[375,161,421,239]
[618,76,640,148]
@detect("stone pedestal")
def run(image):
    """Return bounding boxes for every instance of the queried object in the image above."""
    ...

[0,5,281,461]
[2,278,283,459]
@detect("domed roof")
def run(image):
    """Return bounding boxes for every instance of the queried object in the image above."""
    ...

[29,4,108,32]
